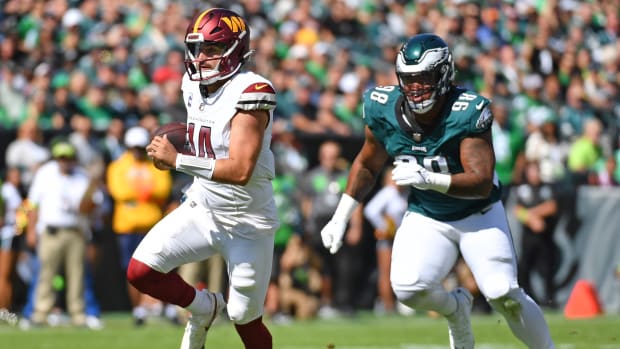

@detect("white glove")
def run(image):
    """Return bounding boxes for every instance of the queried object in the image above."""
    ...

[391,160,430,188]
[391,160,451,193]
[321,219,347,254]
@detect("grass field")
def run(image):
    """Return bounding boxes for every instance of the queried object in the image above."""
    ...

[1,311,618,349]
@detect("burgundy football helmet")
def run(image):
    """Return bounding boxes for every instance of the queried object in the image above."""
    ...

[184,8,252,85]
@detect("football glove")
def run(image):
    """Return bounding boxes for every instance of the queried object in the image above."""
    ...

[321,219,347,254]
[391,160,451,193]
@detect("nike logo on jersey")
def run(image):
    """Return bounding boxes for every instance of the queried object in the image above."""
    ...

[475,100,485,110]
[243,83,275,94]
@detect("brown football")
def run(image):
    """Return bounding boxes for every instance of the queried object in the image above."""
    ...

[152,122,189,153]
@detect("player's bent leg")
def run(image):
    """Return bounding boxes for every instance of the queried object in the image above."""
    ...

[127,258,196,307]
[129,198,219,308]
[129,199,228,349]
[459,207,555,349]
[487,288,555,349]
[390,211,459,314]
[225,233,274,349]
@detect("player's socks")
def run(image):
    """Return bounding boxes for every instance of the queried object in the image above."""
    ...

[489,289,555,349]
[186,289,215,315]
[127,258,195,307]
[235,317,272,349]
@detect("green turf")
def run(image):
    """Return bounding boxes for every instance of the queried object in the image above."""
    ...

[1,312,618,348]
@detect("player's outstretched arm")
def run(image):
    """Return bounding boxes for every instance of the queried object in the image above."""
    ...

[321,126,388,254]
[345,126,390,201]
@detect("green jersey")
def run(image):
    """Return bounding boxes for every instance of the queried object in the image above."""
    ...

[363,85,502,221]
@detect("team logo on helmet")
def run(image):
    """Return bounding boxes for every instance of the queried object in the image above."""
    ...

[220,16,246,33]
[184,8,251,85]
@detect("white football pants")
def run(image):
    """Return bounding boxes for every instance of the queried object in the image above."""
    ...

[132,197,275,324]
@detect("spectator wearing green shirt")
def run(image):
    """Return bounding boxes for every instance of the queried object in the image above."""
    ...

[567,118,604,185]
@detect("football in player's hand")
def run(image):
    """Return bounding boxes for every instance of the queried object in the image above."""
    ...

[152,122,189,153]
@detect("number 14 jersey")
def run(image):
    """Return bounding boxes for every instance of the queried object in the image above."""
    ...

[180,71,279,231]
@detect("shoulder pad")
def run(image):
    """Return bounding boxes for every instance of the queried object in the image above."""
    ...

[451,89,492,134]
[237,82,277,111]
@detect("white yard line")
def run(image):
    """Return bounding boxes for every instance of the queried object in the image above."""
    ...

[277,344,580,349]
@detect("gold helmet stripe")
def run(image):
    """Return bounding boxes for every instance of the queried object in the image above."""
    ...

[192,9,214,33]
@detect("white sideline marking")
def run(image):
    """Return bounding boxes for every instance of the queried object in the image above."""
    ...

[279,344,578,349]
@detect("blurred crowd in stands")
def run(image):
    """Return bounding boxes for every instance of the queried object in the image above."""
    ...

[1,0,620,327]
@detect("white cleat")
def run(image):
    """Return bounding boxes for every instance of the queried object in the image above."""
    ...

[447,287,474,349]
[180,291,226,349]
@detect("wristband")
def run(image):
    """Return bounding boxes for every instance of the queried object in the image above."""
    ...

[176,154,216,180]
[332,194,359,222]
[428,173,451,193]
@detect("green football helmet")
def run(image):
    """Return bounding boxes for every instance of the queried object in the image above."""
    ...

[396,33,455,114]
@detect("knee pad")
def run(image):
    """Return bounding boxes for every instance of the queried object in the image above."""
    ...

[228,263,261,324]
[230,263,257,290]
[228,303,262,325]
[479,272,512,299]
[487,288,525,318]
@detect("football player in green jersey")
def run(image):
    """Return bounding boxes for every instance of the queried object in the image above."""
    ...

[320,34,555,349]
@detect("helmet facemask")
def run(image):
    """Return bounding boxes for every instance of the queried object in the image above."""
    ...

[185,34,245,85]
[398,70,443,114]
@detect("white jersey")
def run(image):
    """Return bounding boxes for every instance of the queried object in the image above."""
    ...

[1,181,23,240]
[180,71,279,231]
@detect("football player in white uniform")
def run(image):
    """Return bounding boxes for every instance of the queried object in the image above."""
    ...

[128,8,279,349]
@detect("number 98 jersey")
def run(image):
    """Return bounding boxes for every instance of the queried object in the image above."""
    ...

[362,85,502,221]
[180,71,279,231]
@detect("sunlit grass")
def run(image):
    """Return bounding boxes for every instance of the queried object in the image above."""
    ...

[1,311,618,349]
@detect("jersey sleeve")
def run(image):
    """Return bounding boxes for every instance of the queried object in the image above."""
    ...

[361,89,374,126]
[468,98,493,135]
[362,87,399,147]
[361,88,386,131]
[236,82,277,111]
